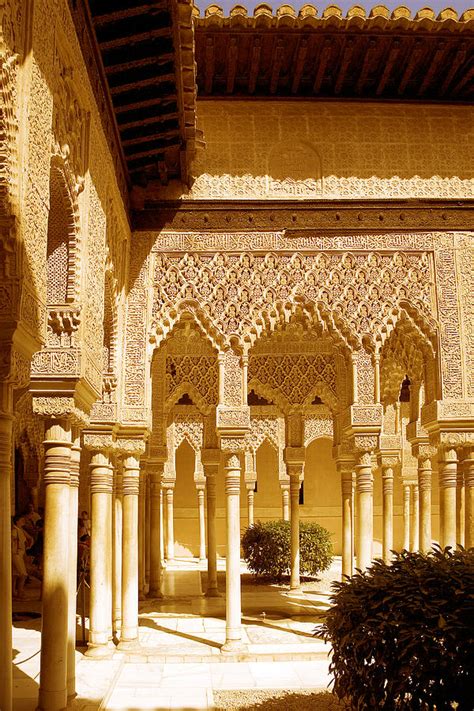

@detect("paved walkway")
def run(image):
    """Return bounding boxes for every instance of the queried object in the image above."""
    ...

[12,559,340,710]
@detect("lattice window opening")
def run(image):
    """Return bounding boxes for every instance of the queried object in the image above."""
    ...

[46,165,78,305]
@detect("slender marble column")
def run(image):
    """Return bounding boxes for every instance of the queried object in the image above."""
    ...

[222,452,244,652]
[160,489,164,563]
[247,485,255,527]
[382,466,394,564]
[67,429,80,696]
[439,447,457,549]
[456,468,465,547]
[38,419,72,711]
[204,464,219,597]
[281,485,290,521]
[0,383,13,711]
[138,467,146,599]
[112,467,123,638]
[289,472,302,590]
[402,483,411,551]
[148,467,163,598]
[86,451,113,658]
[197,486,206,560]
[341,469,353,578]
[410,484,419,552]
[464,449,474,549]
[118,454,140,650]
[418,456,432,553]
[356,452,373,571]
[165,486,175,561]
[145,474,151,591]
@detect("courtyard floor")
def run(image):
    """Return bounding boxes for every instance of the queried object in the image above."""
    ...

[12,558,342,711]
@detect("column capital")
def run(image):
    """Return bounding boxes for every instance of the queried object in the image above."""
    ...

[83,430,115,453]
[32,395,89,427]
[412,440,437,463]
[352,434,379,455]
[116,436,147,458]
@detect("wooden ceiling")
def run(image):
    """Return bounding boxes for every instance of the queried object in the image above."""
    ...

[194,5,474,100]
[73,2,474,194]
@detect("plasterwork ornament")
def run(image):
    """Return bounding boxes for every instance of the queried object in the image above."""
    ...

[83,432,115,452]
[173,412,203,453]
[353,435,379,453]
[32,396,89,426]
[304,408,333,447]
[116,438,147,457]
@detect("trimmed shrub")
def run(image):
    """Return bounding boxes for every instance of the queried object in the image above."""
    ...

[316,547,474,710]
[241,519,333,580]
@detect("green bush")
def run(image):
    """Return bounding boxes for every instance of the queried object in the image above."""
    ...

[241,519,333,580]
[316,547,474,710]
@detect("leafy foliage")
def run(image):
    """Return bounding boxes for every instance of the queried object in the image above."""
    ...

[316,547,474,710]
[241,519,333,580]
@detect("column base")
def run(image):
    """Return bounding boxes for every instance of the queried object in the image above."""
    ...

[221,639,247,654]
[138,591,147,601]
[116,638,141,652]
[288,585,304,595]
[84,642,115,659]
[205,587,221,598]
[147,588,163,599]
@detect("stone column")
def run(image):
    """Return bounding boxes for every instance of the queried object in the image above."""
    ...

[138,465,146,599]
[197,485,206,561]
[417,452,433,553]
[222,451,244,652]
[148,462,163,599]
[160,489,164,562]
[289,471,302,590]
[164,485,175,561]
[402,483,411,550]
[341,469,354,578]
[464,448,474,549]
[118,449,142,650]
[410,484,419,552]
[85,450,113,658]
[38,419,72,711]
[281,485,290,521]
[0,383,13,711]
[203,453,220,597]
[456,467,465,547]
[145,472,151,592]
[439,447,457,549]
[246,484,255,527]
[355,451,373,570]
[67,429,81,697]
[112,463,123,638]
[381,465,394,564]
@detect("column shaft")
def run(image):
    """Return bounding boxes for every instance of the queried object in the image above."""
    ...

[289,474,301,590]
[418,458,432,553]
[464,451,474,549]
[382,467,394,564]
[410,484,419,552]
[198,488,206,560]
[67,431,80,696]
[86,451,113,658]
[341,470,353,578]
[205,469,219,596]
[222,454,243,652]
[456,469,465,547]
[247,488,255,527]
[138,469,146,599]
[145,474,151,590]
[148,470,162,598]
[439,448,457,549]
[402,484,411,551]
[112,470,123,637]
[118,455,140,649]
[356,453,373,571]
[160,489,164,562]
[282,487,290,521]
[38,419,72,711]
[0,384,13,711]
[165,487,174,561]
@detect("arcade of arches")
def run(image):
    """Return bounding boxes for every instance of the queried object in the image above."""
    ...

[1,1,474,711]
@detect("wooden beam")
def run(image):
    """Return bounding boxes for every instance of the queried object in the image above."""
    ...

[99,27,170,51]
[126,143,180,161]
[291,38,308,95]
[226,37,239,94]
[115,97,177,114]
[376,39,401,96]
[119,112,179,131]
[335,38,355,95]
[204,37,214,94]
[122,128,180,148]
[313,38,332,94]
[110,73,175,96]
[398,40,424,96]
[270,38,285,94]
[356,38,377,95]
[105,53,174,75]
[248,37,262,94]
[93,3,167,26]
[451,63,474,96]
[438,43,467,96]
[418,41,447,95]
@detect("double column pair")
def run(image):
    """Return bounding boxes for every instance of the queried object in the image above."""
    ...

[86,445,142,656]
[438,446,474,550]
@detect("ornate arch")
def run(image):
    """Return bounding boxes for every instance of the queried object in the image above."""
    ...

[165,382,213,415]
